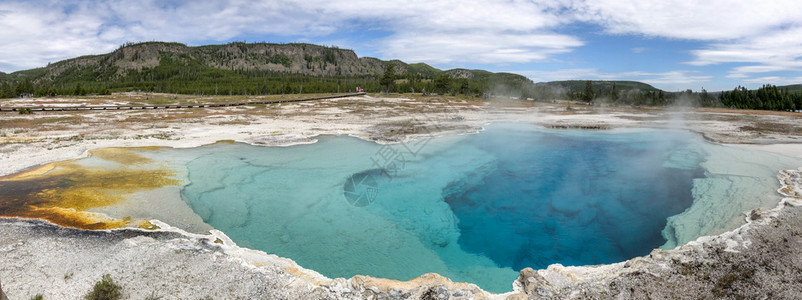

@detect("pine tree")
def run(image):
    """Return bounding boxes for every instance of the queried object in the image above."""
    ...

[434,73,452,95]
[380,63,396,93]
[583,80,594,102]
[74,83,85,96]
[611,82,619,102]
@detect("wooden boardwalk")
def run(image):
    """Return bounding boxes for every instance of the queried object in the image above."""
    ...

[0,93,365,113]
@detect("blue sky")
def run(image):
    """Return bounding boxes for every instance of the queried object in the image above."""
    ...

[1,0,801,91]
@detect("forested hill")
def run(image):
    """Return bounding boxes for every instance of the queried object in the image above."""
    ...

[778,84,802,93]
[534,80,660,93]
[529,80,670,104]
[530,80,801,110]
[0,41,532,97]
[1,41,799,111]
[32,41,418,78]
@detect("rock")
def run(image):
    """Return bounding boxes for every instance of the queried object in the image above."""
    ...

[420,286,450,300]
[515,267,553,298]
[750,209,764,221]
[0,278,7,300]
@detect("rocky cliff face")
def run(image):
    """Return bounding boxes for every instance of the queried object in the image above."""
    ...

[31,42,434,83]
[447,69,474,79]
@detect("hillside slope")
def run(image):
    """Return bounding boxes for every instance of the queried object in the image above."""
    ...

[1,41,538,96]
[777,84,802,93]
[22,42,392,80]
[534,80,660,93]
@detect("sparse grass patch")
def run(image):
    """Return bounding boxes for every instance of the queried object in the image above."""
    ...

[711,264,754,298]
[712,273,739,297]
[144,291,162,300]
[740,121,801,135]
[140,96,179,105]
[30,294,43,300]
[392,92,483,103]
[0,115,81,130]
[85,274,121,300]
[216,120,251,125]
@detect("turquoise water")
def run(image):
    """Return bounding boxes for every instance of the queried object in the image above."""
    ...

[170,123,796,293]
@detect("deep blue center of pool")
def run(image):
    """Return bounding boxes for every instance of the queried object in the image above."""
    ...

[178,123,705,293]
[443,128,703,271]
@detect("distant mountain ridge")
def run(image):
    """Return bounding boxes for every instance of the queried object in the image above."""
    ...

[776,84,802,93]
[2,43,799,111]
[4,41,518,85]
[2,41,798,100]
[534,80,660,92]
[1,41,545,97]
[10,42,413,79]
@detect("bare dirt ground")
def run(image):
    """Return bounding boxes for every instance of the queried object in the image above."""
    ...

[1,93,801,299]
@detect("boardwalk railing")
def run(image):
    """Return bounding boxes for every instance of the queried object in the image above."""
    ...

[0,93,366,112]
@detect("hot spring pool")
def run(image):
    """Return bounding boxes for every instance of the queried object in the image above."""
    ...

[8,123,794,293]
[165,123,798,292]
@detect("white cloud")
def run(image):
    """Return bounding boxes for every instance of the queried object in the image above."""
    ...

[569,0,802,85]
[572,0,802,40]
[631,47,647,54]
[0,2,118,71]
[0,0,582,72]
[381,31,582,64]
[0,0,340,71]
[296,0,582,64]
[742,76,802,85]
[644,71,712,86]
[0,0,800,88]
[689,27,802,65]
[689,27,802,82]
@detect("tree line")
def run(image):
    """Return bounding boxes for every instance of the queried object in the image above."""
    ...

[2,60,801,112]
[718,84,802,110]
[530,81,800,111]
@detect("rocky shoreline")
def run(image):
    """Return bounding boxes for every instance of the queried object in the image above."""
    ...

[1,94,802,299]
